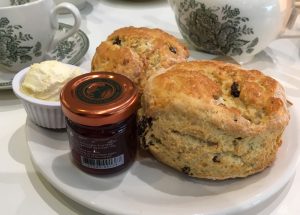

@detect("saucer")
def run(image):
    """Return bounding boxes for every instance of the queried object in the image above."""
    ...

[0,23,89,90]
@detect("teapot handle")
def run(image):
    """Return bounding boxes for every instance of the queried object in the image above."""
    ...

[278,7,300,39]
[168,0,176,11]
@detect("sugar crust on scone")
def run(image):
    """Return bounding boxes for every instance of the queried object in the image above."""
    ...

[91,26,189,91]
[138,60,290,180]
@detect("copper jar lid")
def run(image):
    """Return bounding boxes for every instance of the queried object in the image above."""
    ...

[60,72,139,126]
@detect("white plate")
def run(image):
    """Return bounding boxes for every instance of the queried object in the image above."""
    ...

[26,106,300,215]
[0,23,89,90]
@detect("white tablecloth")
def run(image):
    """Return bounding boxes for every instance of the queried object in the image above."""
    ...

[1,0,300,214]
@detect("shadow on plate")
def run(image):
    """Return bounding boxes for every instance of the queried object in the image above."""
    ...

[130,150,274,197]
[25,120,128,191]
[231,175,294,215]
[25,119,68,150]
[6,124,103,214]
[51,152,128,190]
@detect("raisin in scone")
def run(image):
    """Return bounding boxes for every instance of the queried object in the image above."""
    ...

[138,60,290,180]
[91,26,189,91]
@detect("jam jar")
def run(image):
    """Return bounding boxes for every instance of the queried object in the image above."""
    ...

[60,72,139,175]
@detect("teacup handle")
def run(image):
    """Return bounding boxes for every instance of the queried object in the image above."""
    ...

[279,7,300,39]
[48,2,81,50]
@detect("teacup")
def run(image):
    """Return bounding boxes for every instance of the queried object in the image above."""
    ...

[169,0,299,63]
[0,0,81,72]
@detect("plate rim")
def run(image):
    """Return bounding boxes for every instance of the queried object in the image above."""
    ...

[25,106,300,215]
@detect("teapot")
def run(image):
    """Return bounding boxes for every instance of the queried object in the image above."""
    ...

[168,0,299,63]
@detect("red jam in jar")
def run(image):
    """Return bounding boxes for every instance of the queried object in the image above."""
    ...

[60,72,139,175]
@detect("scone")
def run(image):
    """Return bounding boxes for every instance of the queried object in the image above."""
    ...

[91,26,189,91]
[138,60,290,180]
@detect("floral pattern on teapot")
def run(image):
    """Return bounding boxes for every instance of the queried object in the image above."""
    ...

[176,0,259,56]
[10,0,30,6]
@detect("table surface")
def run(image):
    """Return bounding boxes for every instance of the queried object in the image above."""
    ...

[1,0,300,214]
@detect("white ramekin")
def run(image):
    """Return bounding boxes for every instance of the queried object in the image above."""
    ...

[12,67,65,129]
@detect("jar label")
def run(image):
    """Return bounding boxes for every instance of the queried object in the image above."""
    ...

[80,154,124,170]
[75,78,122,104]
[65,114,137,174]
[68,129,127,170]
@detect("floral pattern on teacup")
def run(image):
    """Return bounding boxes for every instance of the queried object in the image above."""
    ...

[177,0,259,56]
[0,17,42,68]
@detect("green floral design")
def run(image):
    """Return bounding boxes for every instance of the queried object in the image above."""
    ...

[10,0,30,6]
[51,25,82,61]
[52,40,76,61]
[177,0,259,56]
[0,17,42,67]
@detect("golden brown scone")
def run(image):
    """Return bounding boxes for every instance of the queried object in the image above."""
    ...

[138,60,290,180]
[91,26,189,91]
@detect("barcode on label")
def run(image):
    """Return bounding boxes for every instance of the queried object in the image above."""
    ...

[80,154,124,169]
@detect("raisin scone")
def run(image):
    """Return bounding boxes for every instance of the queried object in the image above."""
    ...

[91,26,189,91]
[138,60,290,180]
